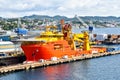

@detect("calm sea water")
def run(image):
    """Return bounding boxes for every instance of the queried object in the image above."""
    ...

[1,28,120,80]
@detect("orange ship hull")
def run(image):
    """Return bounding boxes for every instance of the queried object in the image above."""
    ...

[21,40,76,61]
[21,40,106,61]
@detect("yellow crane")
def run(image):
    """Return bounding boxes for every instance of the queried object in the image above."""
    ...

[60,19,90,51]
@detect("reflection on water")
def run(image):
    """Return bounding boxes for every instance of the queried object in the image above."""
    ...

[0,60,90,80]
[1,54,120,80]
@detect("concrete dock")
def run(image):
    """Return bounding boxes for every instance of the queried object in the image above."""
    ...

[1,51,120,74]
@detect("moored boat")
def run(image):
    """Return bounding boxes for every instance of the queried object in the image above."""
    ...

[21,20,106,62]
[0,41,26,66]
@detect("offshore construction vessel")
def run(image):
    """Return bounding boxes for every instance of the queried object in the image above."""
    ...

[21,20,106,62]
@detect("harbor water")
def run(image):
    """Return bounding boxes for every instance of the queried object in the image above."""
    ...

[1,54,120,80]
[1,28,120,80]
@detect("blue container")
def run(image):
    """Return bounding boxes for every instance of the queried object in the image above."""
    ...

[15,28,28,35]
[107,46,120,52]
[107,48,113,52]
[0,53,6,56]
[0,35,11,41]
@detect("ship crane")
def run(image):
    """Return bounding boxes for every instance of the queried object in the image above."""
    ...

[60,19,90,51]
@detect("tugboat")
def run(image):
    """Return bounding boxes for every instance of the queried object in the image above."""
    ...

[20,20,106,62]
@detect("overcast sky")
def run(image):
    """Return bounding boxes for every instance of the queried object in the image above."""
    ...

[0,0,120,18]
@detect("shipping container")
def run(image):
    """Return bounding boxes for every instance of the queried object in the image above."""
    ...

[95,34,108,41]
[0,35,11,41]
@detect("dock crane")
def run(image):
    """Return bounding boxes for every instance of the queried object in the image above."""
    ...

[15,18,28,36]
[75,15,88,28]
[75,15,94,33]
[73,15,96,50]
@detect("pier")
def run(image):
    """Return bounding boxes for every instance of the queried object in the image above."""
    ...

[1,51,120,74]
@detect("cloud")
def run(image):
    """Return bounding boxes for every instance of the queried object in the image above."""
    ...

[0,0,120,18]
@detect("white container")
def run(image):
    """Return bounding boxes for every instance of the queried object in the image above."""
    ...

[63,55,68,59]
[92,50,98,54]
[95,34,108,41]
[51,57,57,61]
